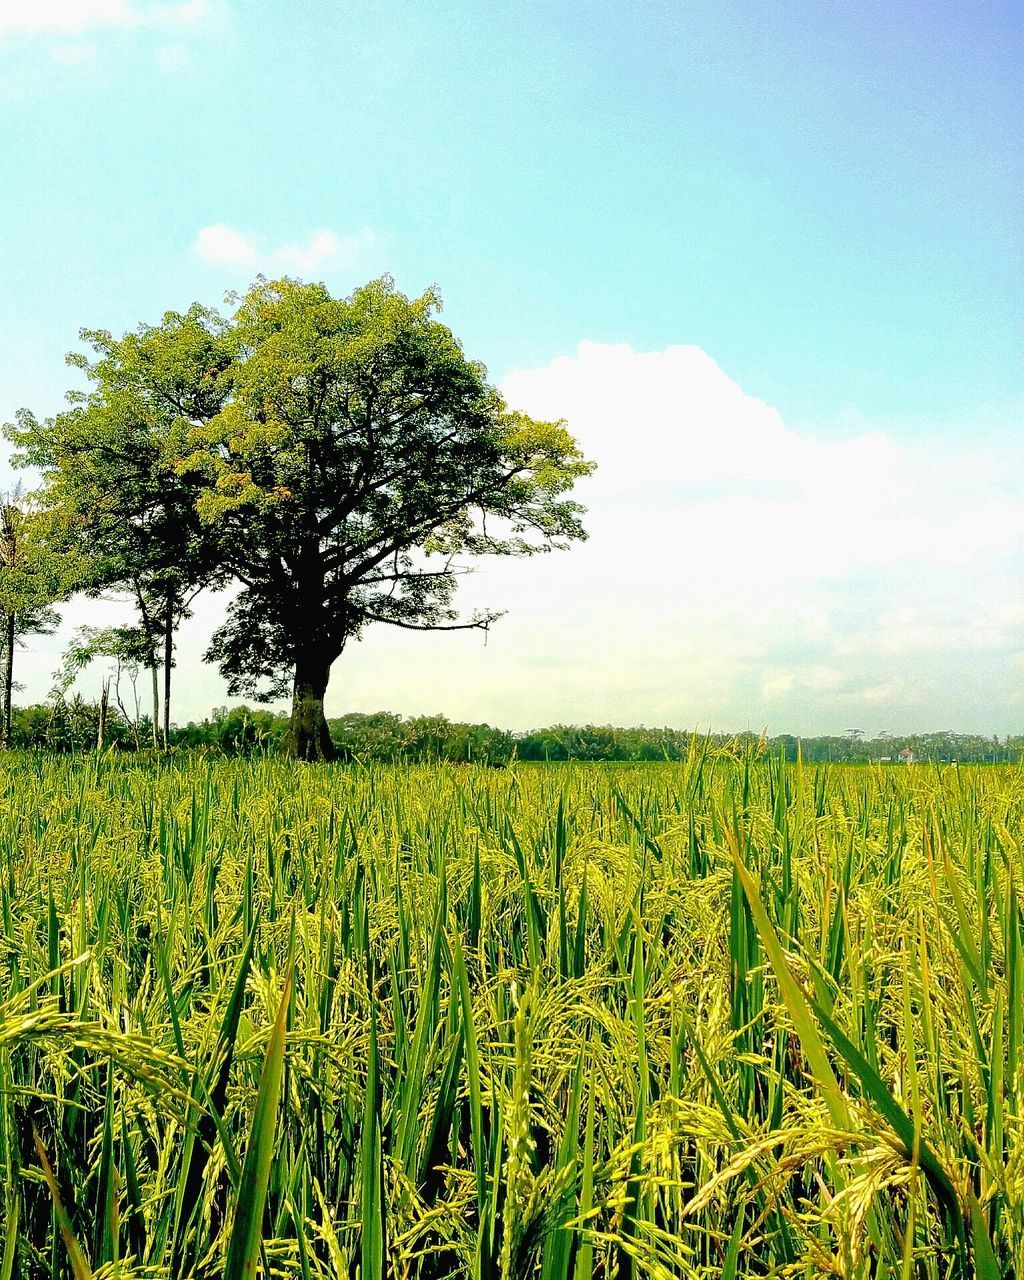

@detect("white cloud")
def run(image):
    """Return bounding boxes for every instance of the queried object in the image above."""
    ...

[275,229,377,273]
[481,342,1024,731]
[0,0,215,37]
[502,341,1021,582]
[193,223,259,269]
[192,224,383,276]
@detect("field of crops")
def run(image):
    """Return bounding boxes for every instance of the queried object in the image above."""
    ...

[0,751,1022,1278]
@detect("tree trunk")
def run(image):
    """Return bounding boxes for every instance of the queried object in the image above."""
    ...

[134,583,160,750]
[1,611,13,747]
[284,654,335,761]
[149,662,160,750]
[97,679,109,751]
[162,598,173,751]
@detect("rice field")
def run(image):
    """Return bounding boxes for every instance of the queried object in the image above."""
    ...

[1,749,1022,1278]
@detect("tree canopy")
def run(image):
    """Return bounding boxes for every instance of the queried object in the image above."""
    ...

[174,275,594,757]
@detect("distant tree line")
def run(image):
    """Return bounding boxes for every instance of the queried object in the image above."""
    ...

[1,275,592,759]
[4,700,1021,764]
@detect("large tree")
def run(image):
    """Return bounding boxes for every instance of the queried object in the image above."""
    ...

[175,276,594,758]
[7,306,231,747]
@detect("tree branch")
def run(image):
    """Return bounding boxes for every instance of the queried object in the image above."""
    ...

[361,610,503,633]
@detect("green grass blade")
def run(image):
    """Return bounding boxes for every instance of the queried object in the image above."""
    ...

[0,1194,18,1280]
[731,842,850,1129]
[968,1191,1000,1280]
[360,957,385,1280]
[224,970,292,1280]
[94,1065,118,1266]
[809,996,961,1224]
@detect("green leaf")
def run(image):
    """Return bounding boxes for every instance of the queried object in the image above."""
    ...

[809,996,962,1229]
[453,935,487,1213]
[968,1192,1001,1280]
[224,970,292,1280]
[360,957,385,1280]
[0,1193,18,1280]
[94,1066,118,1266]
[396,872,445,1172]
[721,1212,743,1280]
[731,844,850,1130]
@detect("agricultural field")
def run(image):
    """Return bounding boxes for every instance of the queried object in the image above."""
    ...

[0,750,1021,1278]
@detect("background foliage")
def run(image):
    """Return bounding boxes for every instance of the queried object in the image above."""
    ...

[4,701,1022,764]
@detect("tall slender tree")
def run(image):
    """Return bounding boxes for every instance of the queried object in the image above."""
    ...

[50,624,154,751]
[6,306,231,747]
[0,488,75,745]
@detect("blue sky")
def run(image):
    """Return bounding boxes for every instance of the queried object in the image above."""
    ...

[1,0,1022,733]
